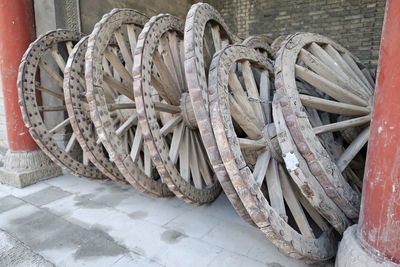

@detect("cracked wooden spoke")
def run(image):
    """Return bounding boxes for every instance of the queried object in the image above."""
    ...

[85,9,170,196]
[299,94,370,116]
[114,28,133,71]
[313,115,371,135]
[168,122,185,164]
[259,70,272,123]
[160,115,183,136]
[336,126,370,172]
[242,60,265,123]
[178,127,190,182]
[253,150,271,187]
[210,24,222,51]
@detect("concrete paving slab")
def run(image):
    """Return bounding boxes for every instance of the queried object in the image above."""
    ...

[156,236,222,267]
[21,186,71,206]
[0,174,320,266]
[0,230,54,267]
[208,250,266,267]
[0,195,26,213]
[164,208,220,238]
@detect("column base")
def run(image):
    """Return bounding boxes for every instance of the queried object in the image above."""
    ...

[335,225,397,267]
[0,150,62,188]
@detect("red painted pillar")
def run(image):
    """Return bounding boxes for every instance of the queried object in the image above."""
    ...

[0,0,38,152]
[358,0,400,264]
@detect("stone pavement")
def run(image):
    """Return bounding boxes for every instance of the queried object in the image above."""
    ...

[0,174,330,267]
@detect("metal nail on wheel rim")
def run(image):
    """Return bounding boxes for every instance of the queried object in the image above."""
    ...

[18,29,105,179]
[209,45,339,262]
[274,33,374,220]
[64,36,126,183]
[184,3,254,218]
[85,8,172,197]
[134,14,221,205]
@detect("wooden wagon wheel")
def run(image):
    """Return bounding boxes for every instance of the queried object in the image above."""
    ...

[18,29,105,179]
[270,35,287,59]
[209,44,341,262]
[85,8,172,197]
[184,4,254,218]
[242,34,274,57]
[274,33,374,220]
[64,36,126,183]
[134,14,221,205]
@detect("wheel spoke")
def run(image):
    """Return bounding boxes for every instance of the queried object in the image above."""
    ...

[265,159,286,220]
[108,103,135,111]
[299,48,369,100]
[103,73,134,100]
[65,133,77,153]
[229,95,262,139]
[160,115,183,136]
[336,126,370,172]
[295,64,369,106]
[83,151,89,166]
[189,130,203,189]
[178,127,190,182]
[194,132,213,186]
[169,122,185,164]
[49,118,70,134]
[114,29,133,71]
[210,24,222,51]
[342,52,374,93]
[299,94,370,116]
[153,50,181,105]
[39,61,64,88]
[115,114,138,137]
[278,164,314,237]
[104,48,133,85]
[253,150,271,187]
[144,145,152,177]
[159,33,180,92]
[126,24,137,56]
[38,105,67,112]
[323,45,371,96]
[168,31,186,90]
[154,102,181,114]
[259,70,272,123]
[238,138,266,150]
[242,60,265,123]
[50,44,66,72]
[130,126,143,162]
[65,41,74,54]
[228,70,262,128]
[36,84,64,100]
[313,115,371,135]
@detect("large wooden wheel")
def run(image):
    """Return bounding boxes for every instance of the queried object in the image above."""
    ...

[134,14,220,205]
[209,45,340,262]
[184,3,254,219]
[242,34,273,57]
[18,29,104,179]
[64,36,126,183]
[85,8,172,197]
[274,33,374,220]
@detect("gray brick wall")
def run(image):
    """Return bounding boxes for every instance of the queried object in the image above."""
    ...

[204,0,385,68]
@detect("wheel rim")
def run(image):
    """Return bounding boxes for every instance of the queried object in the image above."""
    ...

[274,33,374,220]
[64,36,126,183]
[134,14,221,205]
[209,44,338,262]
[85,8,172,197]
[18,29,104,179]
[184,3,254,218]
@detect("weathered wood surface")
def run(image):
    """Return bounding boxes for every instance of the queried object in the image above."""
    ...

[133,13,221,205]
[85,8,172,198]
[17,29,105,179]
